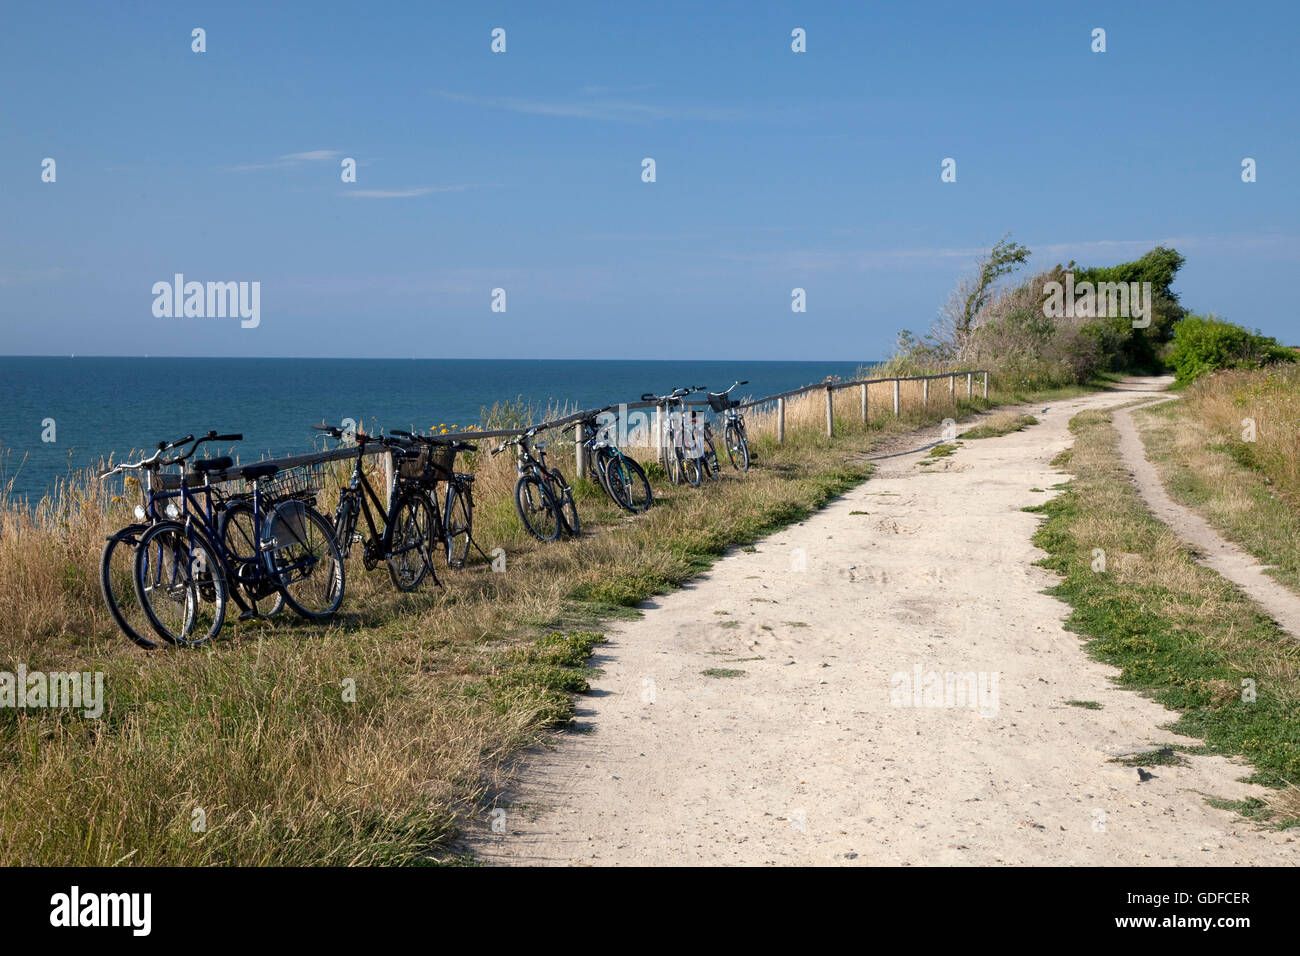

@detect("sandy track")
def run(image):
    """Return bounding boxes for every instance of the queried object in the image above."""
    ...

[1115,400,1300,637]
[467,380,1297,865]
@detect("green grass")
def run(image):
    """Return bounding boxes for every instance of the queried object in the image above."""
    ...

[961,414,1038,439]
[1136,400,1300,596]
[0,376,1119,865]
[701,668,746,679]
[1064,699,1102,710]
[1030,408,1300,824]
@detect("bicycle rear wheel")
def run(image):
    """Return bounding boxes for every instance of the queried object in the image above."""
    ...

[263,499,346,619]
[682,454,702,487]
[701,434,720,480]
[387,493,433,591]
[515,474,561,541]
[443,484,473,568]
[218,501,285,616]
[132,521,227,647]
[546,467,580,536]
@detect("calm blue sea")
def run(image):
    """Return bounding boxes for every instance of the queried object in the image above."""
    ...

[0,357,871,502]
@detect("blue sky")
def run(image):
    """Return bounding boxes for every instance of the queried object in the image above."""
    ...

[2,0,1296,360]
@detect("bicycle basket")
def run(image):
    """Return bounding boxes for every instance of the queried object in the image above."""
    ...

[707,393,738,413]
[263,462,326,501]
[396,444,431,481]
[427,442,456,480]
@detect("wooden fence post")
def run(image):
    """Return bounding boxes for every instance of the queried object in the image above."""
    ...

[922,377,929,409]
[893,379,901,417]
[861,383,868,423]
[825,386,834,437]
[776,397,786,444]
[575,421,587,480]
[983,370,989,399]
[654,405,665,468]
[966,372,973,399]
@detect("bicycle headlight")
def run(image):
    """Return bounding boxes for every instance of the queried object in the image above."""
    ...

[133,505,146,521]
[165,502,180,519]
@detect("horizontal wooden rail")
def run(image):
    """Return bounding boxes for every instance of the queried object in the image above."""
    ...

[178,369,990,485]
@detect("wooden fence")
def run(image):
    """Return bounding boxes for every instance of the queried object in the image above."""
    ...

[196,369,990,487]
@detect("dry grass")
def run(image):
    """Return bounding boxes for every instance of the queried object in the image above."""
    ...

[0,375,1037,864]
[1182,364,1300,503]
[1133,368,1300,595]
[1033,410,1300,823]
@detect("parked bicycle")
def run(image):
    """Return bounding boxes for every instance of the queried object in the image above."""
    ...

[315,425,437,591]
[122,432,345,647]
[580,412,652,512]
[390,429,479,568]
[492,426,579,541]
[707,380,751,471]
[641,386,707,486]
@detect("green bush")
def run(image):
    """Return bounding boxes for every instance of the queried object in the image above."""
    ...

[1169,314,1295,384]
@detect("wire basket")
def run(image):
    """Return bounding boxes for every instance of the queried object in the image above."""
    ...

[707,393,739,413]
[397,442,456,485]
[262,462,326,501]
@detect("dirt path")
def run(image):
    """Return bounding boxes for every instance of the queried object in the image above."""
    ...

[467,379,1297,865]
[1115,400,1300,637]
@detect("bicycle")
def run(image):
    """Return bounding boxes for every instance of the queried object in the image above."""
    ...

[580,412,652,512]
[492,426,579,541]
[389,429,479,568]
[707,380,751,471]
[314,425,437,591]
[128,434,346,647]
[100,432,215,649]
[641,386,706,487]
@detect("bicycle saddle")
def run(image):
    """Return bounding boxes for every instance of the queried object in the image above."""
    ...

[534,440,548,450]
[190,456,234,474]
[240,463,278,481]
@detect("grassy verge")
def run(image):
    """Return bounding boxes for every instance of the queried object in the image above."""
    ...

[1133,369,1300,595]
[961,412,1038,439]
[1030,408,1300,825]
[0,375,1098,865]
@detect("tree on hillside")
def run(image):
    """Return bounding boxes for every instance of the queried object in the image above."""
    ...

[1070,246,1186,371]
[954,233,1031,337]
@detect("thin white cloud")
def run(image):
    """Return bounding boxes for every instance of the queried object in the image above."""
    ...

[340,185,481,199]
[229,149,343,172]
[432,89,779,123]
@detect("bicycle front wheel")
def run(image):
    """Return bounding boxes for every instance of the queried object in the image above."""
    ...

[101,525,160,649]
[263,499,346,620]
[132,521,227,647]
[515,474,561,541]
[606,454,653,513]
[387,493,433,592]
[725,423,750,471]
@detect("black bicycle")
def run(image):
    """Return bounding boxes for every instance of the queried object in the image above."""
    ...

[390,430,479,568]
[315,425,436,591]
[126,433,345,647]
[580,412,652,512]
[493,426,579,541]
[708,380,751,471]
